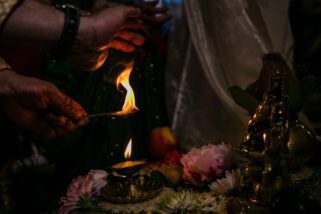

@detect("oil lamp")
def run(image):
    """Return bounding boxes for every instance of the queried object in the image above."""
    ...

[98,60,165,207]
[112,138,146,176]
[101,138,163,204]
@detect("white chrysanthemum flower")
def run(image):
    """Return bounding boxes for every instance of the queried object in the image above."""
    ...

[209,169,243,195]
[198,192,229,214]
[158,190,199,213]
[157,190,230,213]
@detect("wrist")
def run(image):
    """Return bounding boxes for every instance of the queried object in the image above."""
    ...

[74,15,93,50]
[0,68,21,96]
[50,4,82,59]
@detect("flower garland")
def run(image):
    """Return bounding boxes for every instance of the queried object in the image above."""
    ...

[58,143,246,214]
[60,142,320,213]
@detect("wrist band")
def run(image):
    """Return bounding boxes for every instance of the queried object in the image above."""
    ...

[50,4,80,60]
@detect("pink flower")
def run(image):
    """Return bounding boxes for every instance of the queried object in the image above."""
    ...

[59,170,108,214]
[180,143,233,185]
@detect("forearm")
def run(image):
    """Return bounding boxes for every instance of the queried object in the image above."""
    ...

[0,57,29,97]
[1,0,64,48]
[0,69,19,97]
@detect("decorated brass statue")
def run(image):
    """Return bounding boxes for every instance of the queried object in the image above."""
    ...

[237,53,292,204]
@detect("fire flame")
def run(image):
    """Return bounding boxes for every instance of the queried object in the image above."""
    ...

[116,61,138,114]
[124,138,132,159]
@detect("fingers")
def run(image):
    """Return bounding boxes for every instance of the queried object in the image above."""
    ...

[70,50,109,71]
[136,3,167,15]
[44,113,89,137]
[47,91,87,120]
[101,5,141,20]
[115,30,145,46]
[1,84,89,139]
[58,93,88,119]
[107,38,136,52]
[134,1,172,26]
[140,13,172,25]
[68,48,109,71]
[121,19,144,30]
[120,6,141,19]
[107,26,145,53]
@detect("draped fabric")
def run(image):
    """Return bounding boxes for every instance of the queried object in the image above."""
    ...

[0,0,19,27]
[165,0,293,151]
[0,0,20,69]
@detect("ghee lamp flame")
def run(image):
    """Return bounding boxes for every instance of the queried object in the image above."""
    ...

[84,61,139,119]
[112,138,146,172]
[263,132,267,142]
[124,138,132,160]
[116,61,139,115]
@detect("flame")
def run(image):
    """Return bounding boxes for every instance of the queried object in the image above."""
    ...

[116,61,138,114]
[124,138,132,159]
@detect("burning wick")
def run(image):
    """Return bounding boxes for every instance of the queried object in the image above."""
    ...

[115,61,139,116]
[83,61,139,120]
[112,139,146,169]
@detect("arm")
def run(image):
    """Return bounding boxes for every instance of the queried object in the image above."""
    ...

[1,0,145,71]
[1,0,63,48]
[0,57,88,138]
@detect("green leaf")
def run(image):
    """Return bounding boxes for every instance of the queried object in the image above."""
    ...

[77,193,95,210]
[229,86,260,113]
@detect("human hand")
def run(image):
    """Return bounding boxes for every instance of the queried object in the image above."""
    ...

[93,0,172,35]
[0,70,88,138]
[134,0,172,28]
[69,5,145,71]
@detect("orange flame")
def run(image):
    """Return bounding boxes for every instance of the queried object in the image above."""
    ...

[116,61,138,115]
[124,138,132,159]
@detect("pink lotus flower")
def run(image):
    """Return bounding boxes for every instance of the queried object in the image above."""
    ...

[59,170,107,214]
[180,143,233,185]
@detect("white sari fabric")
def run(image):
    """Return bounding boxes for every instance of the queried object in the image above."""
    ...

[165,0,293,151]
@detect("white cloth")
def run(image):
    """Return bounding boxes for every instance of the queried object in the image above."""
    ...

[165,0,293,151]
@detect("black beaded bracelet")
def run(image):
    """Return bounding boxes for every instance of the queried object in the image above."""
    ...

[50,4,80,60]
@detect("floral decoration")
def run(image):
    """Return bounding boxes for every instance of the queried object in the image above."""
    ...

[180,143,233,185]
[157,190,229,214]
[209,169,243,195]
[59,170,107,214]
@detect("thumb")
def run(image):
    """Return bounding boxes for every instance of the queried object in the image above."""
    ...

[47,91,87,119]
[118,6,141,19]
